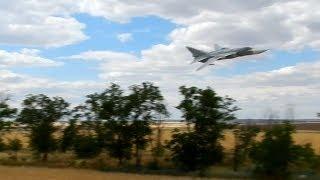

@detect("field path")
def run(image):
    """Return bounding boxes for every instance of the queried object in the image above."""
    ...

[0,165,209,180]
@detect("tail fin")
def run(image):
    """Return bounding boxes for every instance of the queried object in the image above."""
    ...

[186,46,207,58]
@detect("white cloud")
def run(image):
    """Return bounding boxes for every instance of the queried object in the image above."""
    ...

[68,43,320,119]
[117,33,133,43]
[2,0,320,49]
[2,0,320,119]
[0,1,87,47]
[68,50,138,62]
[0,49,63,67]
[74,0,320,50]
[0,69,105,107]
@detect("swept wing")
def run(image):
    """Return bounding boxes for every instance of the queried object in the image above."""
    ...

[196,52,235,71]
[186,46,210,64]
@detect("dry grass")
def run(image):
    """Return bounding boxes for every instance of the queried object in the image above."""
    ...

[161,128,320,154]
[3,127,320,154]
[0,165,211,180]
[0,127,320,179]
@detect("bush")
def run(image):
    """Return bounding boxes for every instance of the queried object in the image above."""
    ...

[167,131,223,171]
[60,119,77,152]
[7,138,22,152]
[0,138,6,151]
[167,86,238,172]
[7,138,22,159]
[73,135,101,158]
[232,126,259,171]
[249,122,318,178]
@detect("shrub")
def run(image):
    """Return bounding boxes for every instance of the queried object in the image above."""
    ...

[249,122,318,178]
[7,138,22,159]
[73,135,101,158]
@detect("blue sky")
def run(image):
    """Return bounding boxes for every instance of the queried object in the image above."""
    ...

[1,1,320,119]
[7,15,177,81]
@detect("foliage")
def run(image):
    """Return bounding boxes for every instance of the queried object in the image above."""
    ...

[73,135,101,158]
[151,120,165,167]
[0,138,6,152]
[168,130,224,171]
[168,86,239,171]
[84,84,131,163]
[249,122,318,178]
[7,138,22,152]
[60,119,78,152]
[84,84,129,149]
[7,138,22,159]
[0,96,17,147]
[127,82,169,167]
[0,96,17,124]
[105,120,133,165]
[17,94,69,161]
[232,125,260,171]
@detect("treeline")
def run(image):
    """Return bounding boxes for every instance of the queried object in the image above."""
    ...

[0,82,319,179]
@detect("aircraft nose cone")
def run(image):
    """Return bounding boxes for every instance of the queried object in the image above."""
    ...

[255,49,268,54]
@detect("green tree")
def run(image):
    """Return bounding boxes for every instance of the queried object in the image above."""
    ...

[7,138,22,159]
[0,96,17,152]
[150,118,166,168]
[106,120,133,165]
[127,82,169,167]
[17,94,69,161]
[60,105,86,152]
[0,138,6,152]
[168,86,239,171]
[73,134,101,158]
[60,119,78,152]
[249,122,318,178]
[233,125,260,171]
[84,84,128,149]
[0,96,17,133]
[84,84,133,162]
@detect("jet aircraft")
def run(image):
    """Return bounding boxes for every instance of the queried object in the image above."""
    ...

[186,44,268,71]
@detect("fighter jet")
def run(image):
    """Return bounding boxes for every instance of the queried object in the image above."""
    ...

[186,44,268,71]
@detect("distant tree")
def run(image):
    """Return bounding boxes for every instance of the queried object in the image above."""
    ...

[127,82,169,167]
[167,86,239,172]
[233,125,260,171]
[7,138,22,159]
[17,94,69,161]
[249,122,318,178]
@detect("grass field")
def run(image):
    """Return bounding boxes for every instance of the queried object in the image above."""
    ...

[161,127,320,154]
[1,127,320,179]
[0,165,212,180]
[3,127,320,154]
